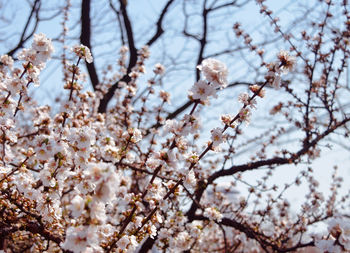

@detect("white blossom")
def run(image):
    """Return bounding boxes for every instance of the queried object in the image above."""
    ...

[203,207,223,222]
[153,63,165,75]
[210,127,227,149]
[197,58,228,88]
[69,195,85,218]
[189,80,217,103]
[72,44,93,63]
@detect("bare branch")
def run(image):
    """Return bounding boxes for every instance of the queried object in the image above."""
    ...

[5,0,41,57]
[146,0,175,46]
[80,0,100,90]
[98,0,137,113]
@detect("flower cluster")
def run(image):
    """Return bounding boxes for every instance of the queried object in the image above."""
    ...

[72,44,93,63]
[18,33,54,69]
[265,50,295,88]
[0,26,349,253]
[188,58,228,105]
[197,58,228,88]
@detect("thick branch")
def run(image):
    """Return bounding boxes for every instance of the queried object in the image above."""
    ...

[192,215,315,252]
[98,0,137,113]
[24,222,62,246]
[196,1,209,81]
[109,0,126,45]
[138,235,157,252]
[80,0,100,90]
[187,117,350,220]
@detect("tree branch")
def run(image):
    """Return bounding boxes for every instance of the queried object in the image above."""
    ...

[187,117,350,221]
[5,0,41,58]
[146,0,175,46]
[80,0,100,90]
[98,0,137,113]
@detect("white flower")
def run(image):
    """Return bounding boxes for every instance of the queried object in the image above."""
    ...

[120,46,129,54]
[69,195,85,218]
[146,156,160,170]
[0,55,14,69]
[249,84,265,98]
[147,178,166,202]
[150,225,157,238]
[34,135,55,161]
[197,58,228,88]
[123,128,142,143]
[117,235,130,250]
[328,218,350,250]
[85,162,112,184]
[39,165,56,187]
[272,73,281,88]
[99,224,115,238]
[188,80,217,103]
[159,90,171,104]
[15,33,52,69]
[32,33,53,52]
[239,108,251,125]
[134,216,143,228]
[73,127,95,150]
[17,48,36,65]
[153,63,165,75]
[155,211,163,223]
[131,128,142,143]
[182,114,201,135]
[171,231,191,251]
[93,170,118,202]
[127,235,138,252]
[238,92,250,105]
[203,207,223,222]
[277,50,295,74]
[163,119,181,135]
[184,170,197,189]
[94,180,116,202]
[176,136,188,152]
[61,226,89,253]
[210,127,227,148]
[138,45,150,59]
[31,33,54,66]
[6,78,26,94]
[125,152,135,163]
[185,152,199,164]
[154,150,177,169]
[72,44,93,63]
[221,114,237,128]
[90,201,107,224]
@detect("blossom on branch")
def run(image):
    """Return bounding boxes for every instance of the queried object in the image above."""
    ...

[197,58,228,88]
[188,80,217,104]
[72,44,93,63]
[203,207,223,222]
[277,50,295,74]
[210,127,227,150]
[1,19,349,253]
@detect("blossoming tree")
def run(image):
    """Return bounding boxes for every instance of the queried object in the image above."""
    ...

[1,0,350,252]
